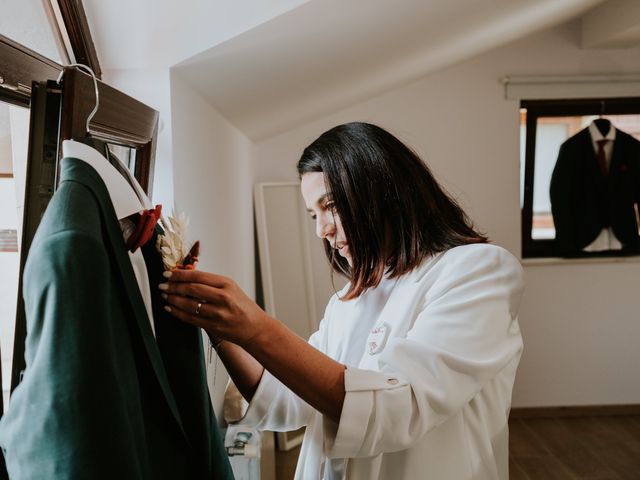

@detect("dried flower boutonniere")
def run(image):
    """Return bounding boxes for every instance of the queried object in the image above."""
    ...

[156,211,200,270]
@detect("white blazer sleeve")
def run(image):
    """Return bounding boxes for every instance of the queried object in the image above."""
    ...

[234,296,337,432]
[325,246,524,458]
[235,369,313,432]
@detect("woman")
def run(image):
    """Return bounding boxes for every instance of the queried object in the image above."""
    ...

[160,122,524,479]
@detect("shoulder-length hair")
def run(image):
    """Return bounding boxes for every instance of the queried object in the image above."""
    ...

[297,122,487,300]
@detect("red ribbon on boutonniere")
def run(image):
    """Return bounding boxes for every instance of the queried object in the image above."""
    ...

[126,204,162,253]
[178,241,200,270]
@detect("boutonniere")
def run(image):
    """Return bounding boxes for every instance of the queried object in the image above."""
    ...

[156,211,200,271]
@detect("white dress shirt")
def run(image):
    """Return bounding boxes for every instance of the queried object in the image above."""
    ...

[62,140,156,336]
[237,243,524,479]
[584,121,622,252]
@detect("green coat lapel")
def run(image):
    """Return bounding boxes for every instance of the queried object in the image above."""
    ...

[60,158,187,439]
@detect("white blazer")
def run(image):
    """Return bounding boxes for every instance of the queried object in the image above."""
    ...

[238,243,524,479]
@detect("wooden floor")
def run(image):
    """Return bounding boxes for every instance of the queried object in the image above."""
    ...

[275,415,640,479]
[510,415,640,479]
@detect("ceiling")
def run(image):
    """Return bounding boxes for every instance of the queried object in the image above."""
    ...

[83,0,640,141]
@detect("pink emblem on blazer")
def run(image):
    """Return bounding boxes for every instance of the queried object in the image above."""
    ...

[367,322,390,355]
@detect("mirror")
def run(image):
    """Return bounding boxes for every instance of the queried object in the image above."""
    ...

[253,182,347,456]
[520,97,640,259]
[254,182,339,339]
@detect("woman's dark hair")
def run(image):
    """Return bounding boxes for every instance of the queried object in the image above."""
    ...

[297,122,487,300]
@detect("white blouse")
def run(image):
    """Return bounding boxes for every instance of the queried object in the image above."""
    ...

[238,243,524,480]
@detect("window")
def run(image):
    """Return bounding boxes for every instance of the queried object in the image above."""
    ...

[0,0,66,411]
[0,102,30,409]
[521,98,640,259]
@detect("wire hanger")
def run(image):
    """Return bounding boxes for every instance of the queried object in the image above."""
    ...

[55,62,119,171]
[55,64,150,197]
[56,63,99,136]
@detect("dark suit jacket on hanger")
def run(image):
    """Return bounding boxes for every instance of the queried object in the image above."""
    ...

[0,158,233,479]
[550,127,640,255]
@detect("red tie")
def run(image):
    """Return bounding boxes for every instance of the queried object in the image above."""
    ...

[126,204,162,252]
[596,139,609,176]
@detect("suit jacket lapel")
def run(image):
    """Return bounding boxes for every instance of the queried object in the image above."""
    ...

[60,158,187,438]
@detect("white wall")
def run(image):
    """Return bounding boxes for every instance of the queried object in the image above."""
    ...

[169,72,255,414]
[102,68,175,209]
[170,73,255,295]
[250,20,640,408]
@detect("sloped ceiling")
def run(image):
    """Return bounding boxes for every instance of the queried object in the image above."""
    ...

[83,0,310,70]
[84,0,637,141]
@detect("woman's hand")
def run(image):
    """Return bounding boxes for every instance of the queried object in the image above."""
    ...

[161,269,346,422]
[159,269,269,348]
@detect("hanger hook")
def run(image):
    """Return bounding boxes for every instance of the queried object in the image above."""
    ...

[56,63,99,135]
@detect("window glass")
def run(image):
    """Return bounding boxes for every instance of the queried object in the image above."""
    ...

[522,113,640,242]
[0,0,64,63]
[109,144,138,175]
[0,101,29,410]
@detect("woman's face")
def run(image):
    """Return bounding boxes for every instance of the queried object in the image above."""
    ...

[300,172,352,266]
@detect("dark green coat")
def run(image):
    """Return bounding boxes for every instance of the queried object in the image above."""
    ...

[0,158,233,479]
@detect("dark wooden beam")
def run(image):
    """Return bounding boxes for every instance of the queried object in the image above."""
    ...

[56,0,102,79]
[0,34,62,105]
